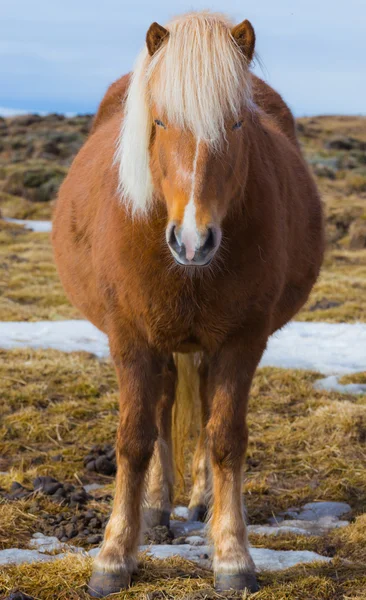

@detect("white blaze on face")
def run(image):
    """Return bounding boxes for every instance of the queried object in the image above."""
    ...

[181,138,201,261]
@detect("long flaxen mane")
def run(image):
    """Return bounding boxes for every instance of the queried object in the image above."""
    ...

[116,11,254,214]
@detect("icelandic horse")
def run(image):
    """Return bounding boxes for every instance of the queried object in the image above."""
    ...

[52,11,324,597]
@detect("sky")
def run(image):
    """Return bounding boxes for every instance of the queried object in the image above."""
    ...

[1,0,365,117]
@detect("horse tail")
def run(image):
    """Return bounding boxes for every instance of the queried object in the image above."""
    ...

[172,353,201,494]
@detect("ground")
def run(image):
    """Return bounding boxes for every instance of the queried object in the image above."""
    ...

[0,113,365,599]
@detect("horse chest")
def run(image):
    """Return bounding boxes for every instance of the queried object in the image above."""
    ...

[127,274,242,353]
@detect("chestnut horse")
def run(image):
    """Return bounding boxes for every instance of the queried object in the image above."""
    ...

[52,11,324,597]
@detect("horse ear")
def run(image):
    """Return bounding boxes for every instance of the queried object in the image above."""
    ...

[146,22,169,56]
[231,19,256,62]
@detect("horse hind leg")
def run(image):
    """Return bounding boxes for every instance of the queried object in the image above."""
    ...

[188,358,211,522]
[144,357,177,528]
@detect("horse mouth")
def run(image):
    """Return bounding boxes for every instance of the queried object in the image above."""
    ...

[170,246,216,267]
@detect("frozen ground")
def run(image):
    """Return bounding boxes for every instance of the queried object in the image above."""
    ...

[0,319,365,378]
[4,217,53,233]
[1,500,349,570]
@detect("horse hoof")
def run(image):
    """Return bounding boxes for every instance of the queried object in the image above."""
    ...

[144,507,170,528]
[188,504,207,522]
[214,572,259,593]
[87,570,131,598]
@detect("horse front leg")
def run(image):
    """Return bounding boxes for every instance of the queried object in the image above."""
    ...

[88,339,163,598]
[207,332,268,593]
[145,356,177,527]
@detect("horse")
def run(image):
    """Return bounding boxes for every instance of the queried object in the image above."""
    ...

[52,11,324,597]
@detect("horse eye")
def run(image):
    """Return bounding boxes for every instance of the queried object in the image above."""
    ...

[232,121,243,130]
[154,119,166,129]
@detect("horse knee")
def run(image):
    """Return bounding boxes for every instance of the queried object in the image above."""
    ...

[117,416,158,470]
[207,418,248,467]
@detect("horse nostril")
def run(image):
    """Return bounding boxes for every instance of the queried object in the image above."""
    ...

[168,224,181,251]
[201,227,215,253]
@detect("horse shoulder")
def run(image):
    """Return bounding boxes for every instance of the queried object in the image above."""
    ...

[90,74,131,134]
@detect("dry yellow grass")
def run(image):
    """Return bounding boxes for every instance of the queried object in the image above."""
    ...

[0,221,80,320]
[1,554,366,599]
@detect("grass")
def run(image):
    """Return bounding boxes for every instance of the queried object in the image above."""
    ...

[340,372,366,385]
[298,248,366,322]
[0,221,80,320]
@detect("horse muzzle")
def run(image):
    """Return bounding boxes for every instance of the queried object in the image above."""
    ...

[166,223,222,266]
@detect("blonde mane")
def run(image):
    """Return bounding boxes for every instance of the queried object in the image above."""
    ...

[116,11,254,214]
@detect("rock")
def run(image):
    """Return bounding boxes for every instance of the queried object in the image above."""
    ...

[7,482,32,500]
[43,482,63,495]
[29,533,63,553]
[326,136,366,151]
[349,219,366,250]
[5,592,35,600]
[51,454,63,462]
[298,501,351,521]
[309,298,342,312]
[54,526,66,539]
[313,164,336,179]
[144,525,174,545]
[64,523,78,539]
[172,536,187,545]
[87,534,103,545]
[83,483,104,493]
[170,520,205,538]
[94,455,115,476]
[33,476,58,491]
[185,536,205,546]
[52,486,67,500]
[83,445,116,475]
[69,488,89,507]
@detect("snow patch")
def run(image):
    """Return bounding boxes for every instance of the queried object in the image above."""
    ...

[0,320,109,358]
[0,320,365,378]
[315,375,366,395]
[263,322,366,375]
[0,548,67,566]
[88,544,331,571]
[29,532,84,554]
[172,506,190,520]
[4,217,52,233]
